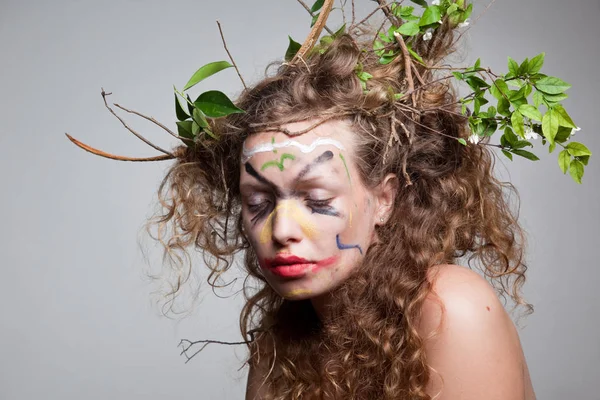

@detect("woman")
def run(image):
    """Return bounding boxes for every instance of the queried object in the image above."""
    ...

[150,12,536,400]
[68,1,547,398]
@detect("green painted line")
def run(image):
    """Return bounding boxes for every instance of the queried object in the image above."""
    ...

[261,153,295,171]
[339,153,351,184]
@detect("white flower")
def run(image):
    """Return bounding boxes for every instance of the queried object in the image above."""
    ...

[524,127,540,140]
[423,28,433,41]
[432,0,440,5]
[572,126,581,135]
[468,133,481,144]
[458,18,470,28]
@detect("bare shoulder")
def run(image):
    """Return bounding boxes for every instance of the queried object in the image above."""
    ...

[418,264,535,400]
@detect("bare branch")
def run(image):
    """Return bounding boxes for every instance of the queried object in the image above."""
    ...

[112,103,189,142]
[292,0,336,63]
[352,2,393,29]
[100,89,175,157]
[452,0,497,47]
[65,133,175,162]
[251,112,354,136]
[295,0,335,35]
[216,20,247,90]
[393,32,417,109]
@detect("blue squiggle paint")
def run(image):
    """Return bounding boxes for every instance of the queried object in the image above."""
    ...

[336,234,363,255]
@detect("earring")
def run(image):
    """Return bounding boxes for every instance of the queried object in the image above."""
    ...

[380,217,384,223]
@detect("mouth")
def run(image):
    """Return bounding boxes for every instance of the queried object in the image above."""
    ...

[263,254,338,278]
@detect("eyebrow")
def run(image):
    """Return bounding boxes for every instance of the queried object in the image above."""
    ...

[243,150,335,196]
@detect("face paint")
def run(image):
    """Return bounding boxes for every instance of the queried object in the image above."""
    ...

[261,153,295,171]
[239,120,379,301]
[336,234,363,255]
[259,200,318,243]
[242,137,346,163]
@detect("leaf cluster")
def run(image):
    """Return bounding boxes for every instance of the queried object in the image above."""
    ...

[174,61,244,147]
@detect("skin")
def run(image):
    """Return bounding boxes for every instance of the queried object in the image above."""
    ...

[242,119,535,399]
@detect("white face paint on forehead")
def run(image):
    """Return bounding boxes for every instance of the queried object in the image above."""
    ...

[242,137,346,163]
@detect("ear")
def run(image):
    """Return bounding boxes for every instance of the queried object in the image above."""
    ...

[374,173,398,225]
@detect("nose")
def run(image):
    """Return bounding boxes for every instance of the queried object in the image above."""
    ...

[260,200,315,245]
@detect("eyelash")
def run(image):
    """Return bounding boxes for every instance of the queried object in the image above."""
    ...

[246,197,335,222]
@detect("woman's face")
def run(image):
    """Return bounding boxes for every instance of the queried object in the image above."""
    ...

[240,119,393,301]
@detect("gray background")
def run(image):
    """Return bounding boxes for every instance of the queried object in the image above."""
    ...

[1,0,598,399]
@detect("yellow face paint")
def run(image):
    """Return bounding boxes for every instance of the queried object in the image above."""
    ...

[259,200,318,243]
[284,288,313,297]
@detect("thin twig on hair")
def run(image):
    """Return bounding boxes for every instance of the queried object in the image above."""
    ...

[112,103,188,142]
[100,89,175,157]
[374,0,400,26]
[351,0,356,27]
[216,20,247,91]
[251,112,354,136]
[295,0,335,35]
[352,2,393,29]
[382,115,401,164]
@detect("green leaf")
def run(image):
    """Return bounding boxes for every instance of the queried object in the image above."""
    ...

[397,22,420,36]
[410,0,428,8]
[555,126,572,143]
[175,93,189,121]
[193,90,244,118]
[490,79,509,100]
[578,155,590,166]
[502,150,514,161]
[549,142,556,153]
[457,138,467,146]
[518,104,542,121]
[310,0,325,12]
[502,127,519,146]
[528,52,545,74]
[508,57,519,76]
[285,36,302,61]
[565,142,592,157]
[311,13,319,27]
[186,94,194,116]
[511,110,525,137]
[558,150,570,174]
[518,58,530,75]
[176,121,195,147]
[569,159,584,183]
[192,108,209,128]
[542,109,559,144]
[497,97,511,116]
[511,149,540,161]
[452,71,464,80]
[419,5,442,26]
[406,45,424,63]
[553,104,577,128]
[183,61,232,91]
[533,90,544,107]
[536,76,571,94]
[543,92,568,102]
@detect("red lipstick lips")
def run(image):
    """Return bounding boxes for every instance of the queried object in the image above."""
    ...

[263,254,338,278]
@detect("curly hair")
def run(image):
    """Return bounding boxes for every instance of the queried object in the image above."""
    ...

[147,19,532,400]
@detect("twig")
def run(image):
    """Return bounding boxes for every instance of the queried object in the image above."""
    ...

[251,112,355,136]
[112,103,186,141]
[393,32,417,109]
[351,0,356,27]
[292,0,336,63]
[65,133,175,162]
[352,2,393,29]
[374,0,400,26]
[216,21,247,90]
[295,0,335,35]
[101,89,175,157]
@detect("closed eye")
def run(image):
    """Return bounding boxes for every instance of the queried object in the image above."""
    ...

[306,198,340,217]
